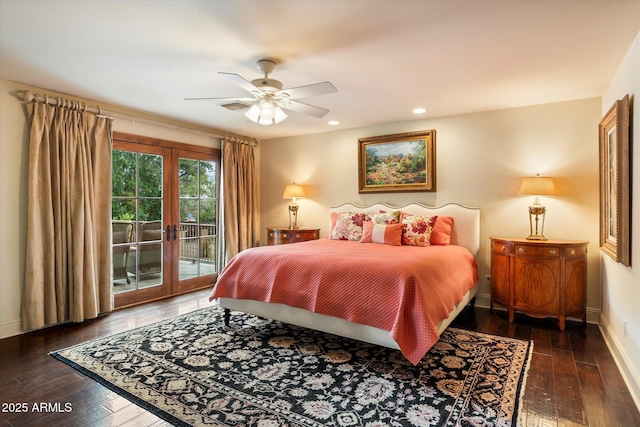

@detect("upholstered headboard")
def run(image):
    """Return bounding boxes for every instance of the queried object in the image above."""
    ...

[329,202,481,257]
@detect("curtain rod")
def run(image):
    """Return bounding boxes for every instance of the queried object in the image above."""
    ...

[11,89,259,144]
[11,89,113,119]
[224,135,260,147]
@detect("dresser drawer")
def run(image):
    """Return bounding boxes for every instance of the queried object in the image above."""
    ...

[491,240,511,254]
[564,245,588,258]
[267,227,320,245]
[515,244,560,258]
[291,229,319,242]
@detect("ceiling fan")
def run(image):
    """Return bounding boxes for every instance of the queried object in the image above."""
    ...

[185,59,337,125]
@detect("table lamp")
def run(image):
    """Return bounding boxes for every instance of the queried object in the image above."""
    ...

[518,174,556,240]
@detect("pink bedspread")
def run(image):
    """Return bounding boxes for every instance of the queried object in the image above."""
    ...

[209,239,478,364]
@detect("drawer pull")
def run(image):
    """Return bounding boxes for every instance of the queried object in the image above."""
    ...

[549,249,557,255]
[519,247,525,254]
[570,249,576,256]
[501,245,506,251]
[269,232,273,237]
[295,234,301,238]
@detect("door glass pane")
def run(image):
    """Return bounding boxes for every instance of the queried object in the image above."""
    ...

[111,150,164,294]
[112,151,136,291]
[112,151,136,196]
[179,158,198,197]
[139,154,162,198]
[200,160,217,198]
[178,159,217,280]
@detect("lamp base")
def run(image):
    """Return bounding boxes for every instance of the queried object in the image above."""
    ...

[288,204,299,229]
[526,205,547,241]
[526,234,548,241]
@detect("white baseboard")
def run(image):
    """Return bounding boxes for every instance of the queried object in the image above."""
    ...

[599,315,640,411]
[586,307,600,325]
[0,319,22,339]
[474,292,491,309]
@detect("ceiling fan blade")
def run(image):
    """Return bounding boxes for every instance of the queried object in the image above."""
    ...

[218,72,263,94]
[184,96,257,102]
[281,100,330,118]
[278,82,337,100]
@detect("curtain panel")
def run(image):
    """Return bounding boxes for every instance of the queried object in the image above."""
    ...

[222,137,260,264]
[21,102,113,330]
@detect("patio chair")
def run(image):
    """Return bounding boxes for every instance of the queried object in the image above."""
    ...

[112,221,134,284]
[139,221,162,275]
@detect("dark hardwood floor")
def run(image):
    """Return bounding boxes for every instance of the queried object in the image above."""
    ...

[1,289,638,427]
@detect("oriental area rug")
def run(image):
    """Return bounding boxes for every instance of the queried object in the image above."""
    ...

[51,306,532,427]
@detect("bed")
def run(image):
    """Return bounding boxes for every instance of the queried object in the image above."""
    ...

[209,202,480,365]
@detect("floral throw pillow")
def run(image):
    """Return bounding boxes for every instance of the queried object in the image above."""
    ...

[402,214,438,247]
[330,212,371,241]
[369,211,401,225]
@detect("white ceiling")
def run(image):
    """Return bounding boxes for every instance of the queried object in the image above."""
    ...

[1,1,639,141]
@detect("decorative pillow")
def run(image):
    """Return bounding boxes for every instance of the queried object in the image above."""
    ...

[360,222,403,246]
[401,214,438,247]
[430,216,454,245]
[329,212,342,236]
[330,212,372,241]
[369,211,401,225]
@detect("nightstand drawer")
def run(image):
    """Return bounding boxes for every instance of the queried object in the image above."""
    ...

[271,231,289,240]
[291,230,319,242]
[515,244,560,258]
[565,246,588,258]
[492,241,511,254]
[267,227,320,246]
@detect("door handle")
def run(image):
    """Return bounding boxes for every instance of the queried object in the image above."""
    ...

[166,225,171,242]
[172,224,178,241]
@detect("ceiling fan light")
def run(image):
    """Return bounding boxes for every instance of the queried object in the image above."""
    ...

[258,117,273,125]
[245,104,261,123]
[260,100,275,120]
[273,107,288,124]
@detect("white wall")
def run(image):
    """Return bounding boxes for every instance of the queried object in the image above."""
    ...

[600,31,640,407]
[0,79,223,338]
[260,98,602,318]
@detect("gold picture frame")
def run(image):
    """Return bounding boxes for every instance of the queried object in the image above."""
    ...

[599,95,631,266]
[358,130,436,193]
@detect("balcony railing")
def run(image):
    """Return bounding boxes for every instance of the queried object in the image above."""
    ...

[178,223,216,263]
[112,221,217,271]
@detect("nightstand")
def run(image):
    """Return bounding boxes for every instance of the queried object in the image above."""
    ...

[267,227,320,246]
[490,237,588,330]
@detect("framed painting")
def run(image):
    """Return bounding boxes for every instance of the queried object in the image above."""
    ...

[599,94,631,267]
[358,130,436,193]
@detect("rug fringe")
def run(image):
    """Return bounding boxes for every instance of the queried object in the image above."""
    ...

[516,340,535,427]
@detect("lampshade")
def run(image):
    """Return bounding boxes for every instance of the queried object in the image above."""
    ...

[518,176,556,196]
[282,184,305,199]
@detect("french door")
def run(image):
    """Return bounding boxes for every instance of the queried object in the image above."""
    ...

[111,133,220,308]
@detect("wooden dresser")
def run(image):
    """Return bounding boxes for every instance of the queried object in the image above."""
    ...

[490,237,588,330]
[267,227,320,246]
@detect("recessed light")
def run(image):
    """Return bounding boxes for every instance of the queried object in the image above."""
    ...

[328,120,340,126]
[412,108,426,114]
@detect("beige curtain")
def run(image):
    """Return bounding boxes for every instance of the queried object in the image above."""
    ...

[222,136,260,263]
[21,101,113,330]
